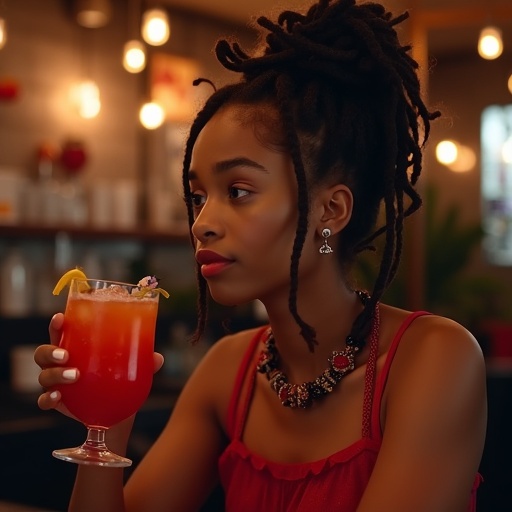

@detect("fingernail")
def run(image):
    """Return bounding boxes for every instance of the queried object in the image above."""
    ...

[50,391,59,400]
[62,369,77,380]
[52,349,66,361]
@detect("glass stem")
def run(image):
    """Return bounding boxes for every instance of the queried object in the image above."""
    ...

[83,427,108,452]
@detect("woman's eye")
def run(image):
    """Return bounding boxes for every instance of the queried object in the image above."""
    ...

[191,193,206,207]
[229,187,250,200]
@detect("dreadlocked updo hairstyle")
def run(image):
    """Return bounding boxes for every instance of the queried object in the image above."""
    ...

[183,0,440,351]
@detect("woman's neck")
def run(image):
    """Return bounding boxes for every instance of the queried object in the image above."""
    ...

[261,280,365,383]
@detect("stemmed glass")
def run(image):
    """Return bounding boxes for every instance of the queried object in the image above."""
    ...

[52,278,160,467]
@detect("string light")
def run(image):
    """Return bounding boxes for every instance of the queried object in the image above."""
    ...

[478,26,503,60]
[435,140,476,173]
[139,102,165,129]
[436,140,458,165]
[123,40,146,73]
[123,0,145,73]
[141,8,170,46]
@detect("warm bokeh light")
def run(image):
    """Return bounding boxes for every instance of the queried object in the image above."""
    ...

[123,40,146,73]
[0,18,6,50]
[508,73,512,95]
[436,140,476,173]
[478,26,503,60]
[141,9,170,46]
[139,102,165,129]
[436,140,458,165]
[70,80,101,119]
[447,145,476,173]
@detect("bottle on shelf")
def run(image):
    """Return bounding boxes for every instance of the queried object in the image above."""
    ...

[0,246,33,317]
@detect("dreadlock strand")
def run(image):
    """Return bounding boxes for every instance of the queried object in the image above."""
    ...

[275,74,317,351]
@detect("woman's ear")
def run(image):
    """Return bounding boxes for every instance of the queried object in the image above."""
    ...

[316,184,353,235]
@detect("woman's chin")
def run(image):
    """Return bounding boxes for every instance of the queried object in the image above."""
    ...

[208,289,253,308]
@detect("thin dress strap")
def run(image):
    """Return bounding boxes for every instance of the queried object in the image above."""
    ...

[225,326,268,440]
[369,311,431,439]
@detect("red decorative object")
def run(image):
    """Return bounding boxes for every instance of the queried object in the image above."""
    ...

[0,78,20,101]
[60,139,87,174]
[332,354,350,370]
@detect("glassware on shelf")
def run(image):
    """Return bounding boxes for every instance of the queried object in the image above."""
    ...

[0,247,33,317]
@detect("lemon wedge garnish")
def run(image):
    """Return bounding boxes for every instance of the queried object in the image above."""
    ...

[53,268,89,295]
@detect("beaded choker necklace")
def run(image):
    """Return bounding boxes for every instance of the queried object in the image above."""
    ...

[256,291,379,409]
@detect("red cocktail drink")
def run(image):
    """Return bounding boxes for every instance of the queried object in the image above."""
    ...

[52,278,162,467]
[58,288,158,427]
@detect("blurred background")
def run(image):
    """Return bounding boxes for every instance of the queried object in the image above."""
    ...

[0,0,511,510]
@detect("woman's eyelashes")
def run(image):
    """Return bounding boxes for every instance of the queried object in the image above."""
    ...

[191,192,206,208]
[228,186,251,200]
[188,185,252,212]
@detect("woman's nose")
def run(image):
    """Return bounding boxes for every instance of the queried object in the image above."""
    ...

[191,200,222,242]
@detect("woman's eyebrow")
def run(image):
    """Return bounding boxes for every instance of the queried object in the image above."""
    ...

[188,157,268,180]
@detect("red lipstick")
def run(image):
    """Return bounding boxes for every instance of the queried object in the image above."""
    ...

[196,250,234,278]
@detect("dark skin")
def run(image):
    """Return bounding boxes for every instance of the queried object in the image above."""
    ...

[35,105,487,512]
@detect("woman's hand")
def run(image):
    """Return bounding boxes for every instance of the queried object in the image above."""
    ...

[34,312,165,419]
[34,313,76,418]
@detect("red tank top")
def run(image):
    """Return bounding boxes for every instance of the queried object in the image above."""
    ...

[218,311,482,511]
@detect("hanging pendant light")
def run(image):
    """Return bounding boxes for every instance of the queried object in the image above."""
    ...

[141,8,170,46]
[122,0,146,73]
[478,26,503,60]
[74,0,112,29]
[140,101,165,129]
[123,40,146,73]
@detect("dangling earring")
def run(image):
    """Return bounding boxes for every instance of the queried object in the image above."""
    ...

[319,228,333,254]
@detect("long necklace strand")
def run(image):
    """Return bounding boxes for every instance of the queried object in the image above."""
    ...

[256,291,379,409]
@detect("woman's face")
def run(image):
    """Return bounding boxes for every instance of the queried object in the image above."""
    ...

[189,105,309,307]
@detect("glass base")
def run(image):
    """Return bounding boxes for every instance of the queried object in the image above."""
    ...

[52,427,132,467]
[53,445,132,467]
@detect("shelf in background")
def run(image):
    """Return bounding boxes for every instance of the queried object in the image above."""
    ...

[0,223,191,243]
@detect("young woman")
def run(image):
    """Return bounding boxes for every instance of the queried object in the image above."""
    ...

[34,0,487,510]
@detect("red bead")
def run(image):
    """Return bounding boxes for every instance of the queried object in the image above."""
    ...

[332,354,350,370]
[279,386,288,402]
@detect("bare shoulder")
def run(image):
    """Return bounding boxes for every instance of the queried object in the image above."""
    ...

[390,311,485,374]
[180,326,266,424]
[358,309,487,510]
[379,304,482,366]
[198,326,264,377]
[382,307,487,441]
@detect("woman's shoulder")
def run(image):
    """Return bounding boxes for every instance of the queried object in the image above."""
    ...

[205,325,267,366]
[381,304,483,360]
[380,304,486,405]
[181,326,266,419]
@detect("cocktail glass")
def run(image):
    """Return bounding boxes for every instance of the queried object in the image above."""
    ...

[52,278,160,467]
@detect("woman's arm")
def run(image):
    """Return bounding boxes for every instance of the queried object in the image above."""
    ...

[357,315,487,512]
[37,314,247,512]
[68,333,244,512]
[122,335,238,512]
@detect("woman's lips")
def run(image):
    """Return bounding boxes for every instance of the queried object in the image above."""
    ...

[196,250,234,278]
